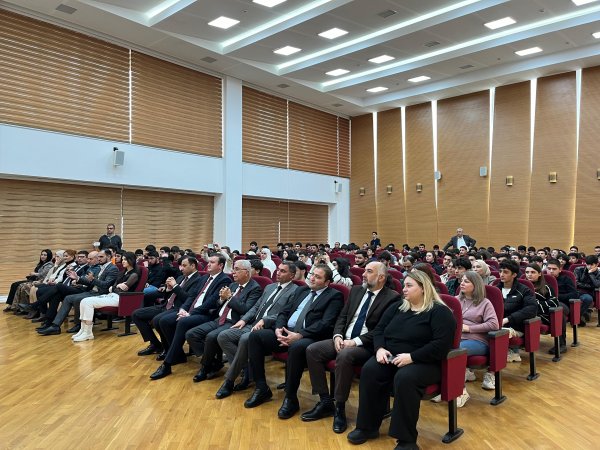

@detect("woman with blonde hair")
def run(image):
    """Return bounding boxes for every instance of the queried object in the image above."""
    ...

[472,260,496,285]
[347,270,455,448]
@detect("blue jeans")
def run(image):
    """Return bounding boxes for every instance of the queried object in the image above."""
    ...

[460,339,489,356]
[579,294,594,317]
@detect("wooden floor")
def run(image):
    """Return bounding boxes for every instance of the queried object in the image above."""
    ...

[1,310,599,450]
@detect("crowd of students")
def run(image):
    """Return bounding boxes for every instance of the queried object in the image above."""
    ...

[2,234,599,450]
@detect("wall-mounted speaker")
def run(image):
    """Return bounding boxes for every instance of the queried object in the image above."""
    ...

[113,148,125,166]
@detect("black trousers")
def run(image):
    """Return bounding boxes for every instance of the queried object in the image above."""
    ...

[7,280,27,304]
[247,329,315,398]
[356,357,441,445]
[132,305,171,348]
[186,320,232,370]
[157,313,211,364]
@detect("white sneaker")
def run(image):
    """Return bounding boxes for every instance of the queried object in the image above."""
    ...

[465,368,476,382]
[482,372,495,390]
[73,324,94,342]
[430,394,442,403]
[507,349,522,363]
[456,388,470,408]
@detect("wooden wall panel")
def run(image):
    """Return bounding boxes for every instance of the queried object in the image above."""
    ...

[122,189,213,252]
[376,109,406,246]
[437,92,490,246]
[281,202,329,246]
[0,179,121,294]
[349,114,376,245]
[488,82,531,248]
[575,67,600,252]
[528,73,577,249]
[242,199,281,250]
[404,104,437,247]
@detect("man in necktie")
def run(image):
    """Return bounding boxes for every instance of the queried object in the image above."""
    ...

[244,264,344,420]
[302,262,401,433]
[214,262,299,399]
[186,259,262,383]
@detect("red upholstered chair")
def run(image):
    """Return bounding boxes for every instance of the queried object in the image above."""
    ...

[260,268,272,278]
[485,260,499,269]
[350,267,365,278]
[391,278,403,293]
[272,256,282,266]
[271,269,279,282]
[389,270,404,281]
[568,263,584,272]
[252,275,273,290]
[490,270,500,278]
[350,274,362,286]
[560,270,582,347]
[330,283,351,304]
[540,274,566,362]
[234,255,246,261]
[97,266,148,337]
[435,281,449,295]
[292,279,307,287]
[467,285,509,405]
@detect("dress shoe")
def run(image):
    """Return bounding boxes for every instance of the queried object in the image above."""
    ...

[3,305,13,312]
[244,386,273,408]
[31,315,46,323]
[347,429,379,445]
[193,369,208,383]
[138,344,162,356]
[67,324,81,334]
[37,324,61,335]
[333,405,348,434]
[25,310,39,320]
[18,303,32,312]
[215,379,235,399]
[156,351,167,361]
[277,397,300,420]
[233,378,250,392]
[301,400,335,422]
[149,364,172,380]
[206,362,224,379]
[36,321,52,331]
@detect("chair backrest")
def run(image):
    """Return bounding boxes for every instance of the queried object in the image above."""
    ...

[260,267,271,278]
[484,284,504,322]
[132,266,148,292]
[252,275,273,290]
[270,268,279,282]
[439,294,463,349]
[330,283,351,304]
[544,274,559,297]
[389,270,404,281]
[490,270,500,278]
[350,267,365,277]
[492,277,534,293]
[271,256,282,267]
[391,278,403,293]
[292,279,307,287]
[435,281,449,295]
[234,255,246,261]
[432,272,441,282]
[568,263,585,272]
[485,259,499,269]
[350,274,362,286]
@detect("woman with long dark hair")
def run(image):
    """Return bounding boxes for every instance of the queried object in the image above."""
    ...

[4,249,53,312]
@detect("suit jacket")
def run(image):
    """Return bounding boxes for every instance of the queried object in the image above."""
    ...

[165,271,203,310]
[181,271,231,317]
[443,234,476,251]
[333,286,400,350]
[275,285,344,341]
[77,263,119,294]
[242,282,298,328]
[216,278,263,323]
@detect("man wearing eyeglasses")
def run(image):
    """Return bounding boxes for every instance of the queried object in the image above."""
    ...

[99,223,122,251]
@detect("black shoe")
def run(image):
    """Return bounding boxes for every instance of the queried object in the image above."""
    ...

[37,324,61,335]
[215,379,235,399]
[25,311,39,320]
[138,344,162,356]
[3,305,13,312]
[149,364,172,380]
[193,369,208,383]
[233,378,250,392]
[278,397,300,420]
[276,382,286,390]
[67,324,81,334]
[156,351,167,361]
[333,405,348,434]
[206,362,224,380]
[31,315,46,323]
[244,387,273,408]
[18,303,32,312]
[301,400,335,422]
[394,441,419,450]
[580,317,587,327]
[36,321,52,331]
[347,428,379,445]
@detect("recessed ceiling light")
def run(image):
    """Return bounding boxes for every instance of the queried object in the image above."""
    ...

[593,31,600,38]
[326,68,350,76]
[366,86,388,93]
[484,17,516,30]
[318,28,348,39]
[253,0,287,7]
[274,46,301,56]
[572,0,598,6]
[407,76,431,83]
[368,54,395,64]
[208,16,240,29]
[515,46,543,56]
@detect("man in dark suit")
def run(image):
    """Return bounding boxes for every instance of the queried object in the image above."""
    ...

[302,262,400,433]
[133,256,203,356]
[186,259,263,383]
[149,254,231,380]
[244,264,344,420]
[443,227,476,252]
[214,261,299,399]
[38,250,119,335]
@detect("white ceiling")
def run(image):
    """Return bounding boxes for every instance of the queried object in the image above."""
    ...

[3,0,600,116]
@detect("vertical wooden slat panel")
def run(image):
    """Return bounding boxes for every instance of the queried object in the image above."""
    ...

[575,67,600,252]
[376,108,406,246]
[437,92,490,246]
[528,73,577,249]
[488,82,531,248]
[404,104,437,247]
[349,114,376,245]
[242,198,281,250]
[339,117,351,178]
[281,202,329,245]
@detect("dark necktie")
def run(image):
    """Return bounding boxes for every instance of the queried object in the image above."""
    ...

[188,276,213,311]
[350,291,375,339]
[166,276,188,310]
[255,285,283,321]
[294,290,317,332]
[219,285,243,325]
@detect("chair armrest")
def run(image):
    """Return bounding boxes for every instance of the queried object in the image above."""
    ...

[523,316,541,352]
[595,289,600,309]
[118,291,144,316]
[569,299,581,325]
[441,348,467,401]
[488,329,509,372]
[548,307,563,337]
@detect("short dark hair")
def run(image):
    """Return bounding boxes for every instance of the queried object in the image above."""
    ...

[518,245,527,251]
[281,261,297,275]
[585,255,598,265]
[356,250,367,258]
[145,244,156,252]
[250,259,263,272]
[312,263,333,282]
[171,246,181,253]
[546,258,560,268]
[147,250,159,258]
[211,253,226,268]
[455,258,471,270]
[295,260,307,272]
[250,241,258,246]
[135,249,144,256]
[499,259,520,274]
[103,249,112,258]
[77,250,89,256]
[378,251,393,262]
[182,256,198,268]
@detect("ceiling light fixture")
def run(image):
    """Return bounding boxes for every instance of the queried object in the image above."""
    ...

[366,86,388,93]
[253,0,287,6]
[484,17,516,30]
[407,76,431,83]
[515,46,543,56]
[368,54,395,64]
[318,28,348,39]
[572,0,598,6]
[274,46,301,55]
[208,16,240,29]
[326,69,350,76]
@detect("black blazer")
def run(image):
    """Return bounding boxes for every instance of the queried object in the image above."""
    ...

[217,278,263,323]
[275,285,344,341]
[333,286,400,351]
[166,271,203,310]
[182,271,231,317]
[77,263,119,294]
[443,234,476,251]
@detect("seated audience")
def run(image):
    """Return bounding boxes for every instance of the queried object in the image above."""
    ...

[4,249,53,312]
[546,258,589,325]
[425,252,443,275]
[573,255,600,323]
[308,253,353,287]
[259,248,277,276]
[354,250,368,269]
[445,258,471,296]
[472,260,496,285]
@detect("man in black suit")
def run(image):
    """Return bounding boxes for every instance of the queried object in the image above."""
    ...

[133,256,203,356]
[186,259,263,383]
[149,254,231,380]
[443,227,476,252]
[244,264,344,420]
[302,262,400,433]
